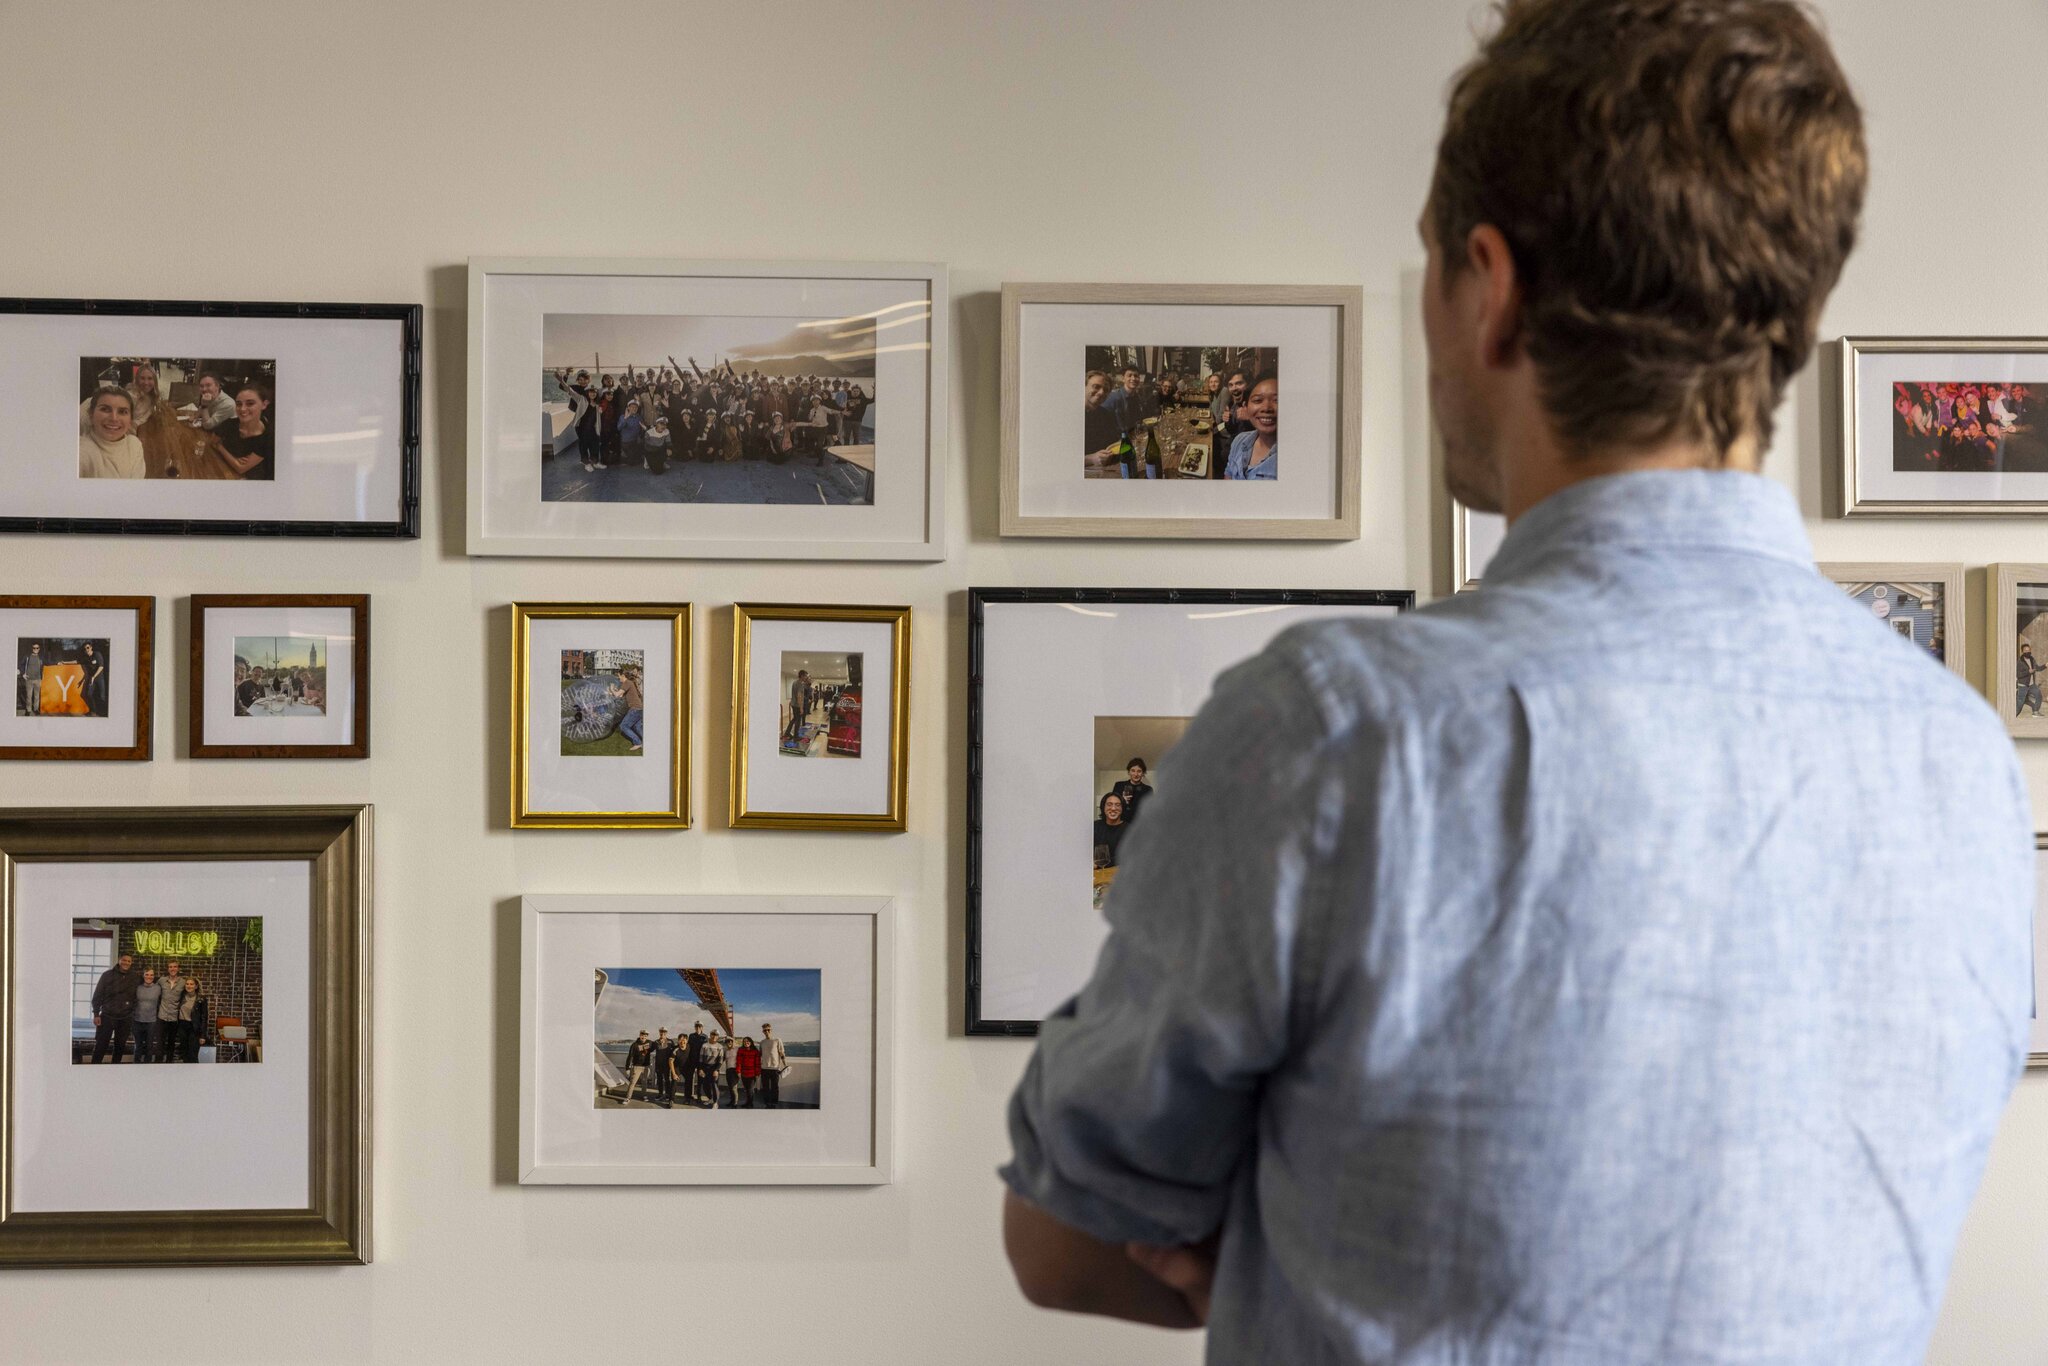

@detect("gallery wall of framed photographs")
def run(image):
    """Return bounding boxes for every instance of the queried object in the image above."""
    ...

[1,1,2045,1362]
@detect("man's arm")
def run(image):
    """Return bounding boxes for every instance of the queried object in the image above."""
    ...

[1002,1191,1199,1329]
[997,641,1347,1329]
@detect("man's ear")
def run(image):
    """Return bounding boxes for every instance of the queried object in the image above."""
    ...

[1466,224,1525,370]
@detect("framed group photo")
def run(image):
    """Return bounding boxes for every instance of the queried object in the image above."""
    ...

[0,805,371,1267]
[519,894,894,1185]
[729,603,910,831]
[190,595,370,759]
[466,258,948,560]
[1,596,154,761]
[999,283,1363,539]
[0,298,421,538]
[511,602,692,829]
[965,587,1411,1034]
[1837,336,2048,516]
[1816,564,1967,678]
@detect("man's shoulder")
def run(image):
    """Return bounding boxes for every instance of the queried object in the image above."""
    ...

[1254,597,1521,741]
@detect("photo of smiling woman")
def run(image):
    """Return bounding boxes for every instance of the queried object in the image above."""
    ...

[79,387,145,479]
[75,356,279,481]
[1222,370,1278,480]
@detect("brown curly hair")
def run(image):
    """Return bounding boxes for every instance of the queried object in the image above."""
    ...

[1428,0,1866,461]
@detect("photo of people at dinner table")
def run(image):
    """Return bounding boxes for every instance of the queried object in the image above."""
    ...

[78,356,278,481]
[1082,345,1278,481]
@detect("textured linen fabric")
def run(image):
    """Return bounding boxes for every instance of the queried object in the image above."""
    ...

[1002,470,2034,1365]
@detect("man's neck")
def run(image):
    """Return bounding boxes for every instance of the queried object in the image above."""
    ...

[1501,430,1759,524]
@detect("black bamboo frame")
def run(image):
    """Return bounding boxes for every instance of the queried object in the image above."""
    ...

[964,586,1414,1036]
[0,297,421,539]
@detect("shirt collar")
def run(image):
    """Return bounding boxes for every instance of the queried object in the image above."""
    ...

[1483,470,1811,586]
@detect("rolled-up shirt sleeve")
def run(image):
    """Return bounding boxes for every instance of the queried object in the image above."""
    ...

[1001,638,1351,1247]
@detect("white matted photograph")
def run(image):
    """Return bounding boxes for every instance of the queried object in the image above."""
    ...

[190,595,368,760]
[1000,284,1362,539]
[1816,564,1966,678]
[467,258,946,560]
[0,299,419,537]
[511,603,690,829]
[1838,336,2048,515]
[730,604,909,831]
[2,596,153,761]
[966,588,1411,1033]
[519,894,893,1185]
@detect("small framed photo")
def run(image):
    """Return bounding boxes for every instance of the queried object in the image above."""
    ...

[467,258,947,561]
[511,602,691,829]
[1991,564,2048,739]
[0,805,372,1267]
[966,587,1411,1034]
[729,604,910,831]
[190,595,369,759]
[519,894,894,1185]
[1,596,153,761]
[999,283,1363,539]
[1816,564,1966,678]
[1838,336,2048,516]
[0,298,420,538]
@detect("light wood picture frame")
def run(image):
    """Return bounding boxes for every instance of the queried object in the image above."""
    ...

[1837,335,2048,516]
[466,257,948,561]
[1990,564,2048,739]
[2033,835,2048,1069]
[510,603,692,829]
[0,804,372,1267]
[190,594,370,760]
[999,282,1363,539]
[519,894,895,1185]
[0,596,154,761]
[1816,563,1967,679]
[729,603,910,832]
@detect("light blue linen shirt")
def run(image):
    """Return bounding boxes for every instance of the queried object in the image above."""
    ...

[1003,470,2033,1364]
[1224,428,1277,479]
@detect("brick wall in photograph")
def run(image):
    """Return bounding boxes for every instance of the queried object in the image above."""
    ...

[115,917,265,1051]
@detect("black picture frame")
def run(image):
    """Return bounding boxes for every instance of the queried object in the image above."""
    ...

[965,585,1415,1036]
[0,297,421,539]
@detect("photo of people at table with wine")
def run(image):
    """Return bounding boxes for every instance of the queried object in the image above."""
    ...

[1090,716,1191,908]
[232,637,328,717]
[1082,346,1278,481]
[78,356,277,481]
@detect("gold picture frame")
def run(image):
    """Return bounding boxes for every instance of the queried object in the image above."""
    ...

[510,603,692,829]
[0,804,372,1268]
[729,603,911,831]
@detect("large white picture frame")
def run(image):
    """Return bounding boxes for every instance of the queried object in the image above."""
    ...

[467,258,948,561]
[519,894,895,1185]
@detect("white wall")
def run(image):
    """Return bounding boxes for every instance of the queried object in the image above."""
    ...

[0,1,2043,1360]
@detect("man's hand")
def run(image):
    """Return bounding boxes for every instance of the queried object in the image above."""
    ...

[1126,1236,1220,1325]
